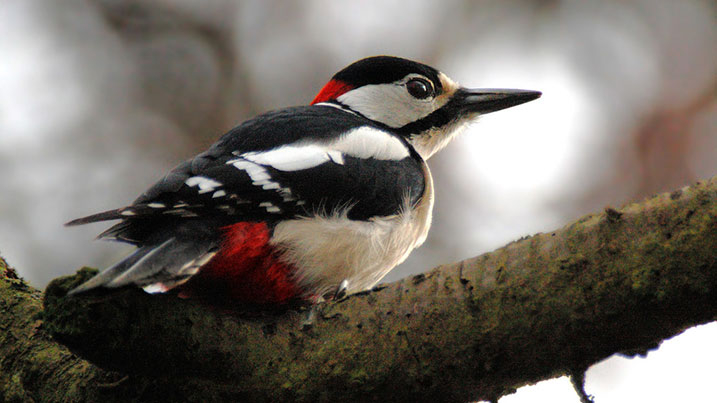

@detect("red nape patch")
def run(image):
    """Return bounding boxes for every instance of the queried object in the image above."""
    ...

[311,79,354,104]
[180,222,303,305]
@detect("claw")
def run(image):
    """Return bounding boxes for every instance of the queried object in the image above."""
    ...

[334,279,349,300]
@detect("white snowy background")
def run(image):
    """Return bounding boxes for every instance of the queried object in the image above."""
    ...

[1,1,715,401]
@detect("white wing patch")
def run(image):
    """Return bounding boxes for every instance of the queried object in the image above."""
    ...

[233,126,408,174]
[229,158,272,185]
[227,157,296,204]
[185,176,222,194]
[331,126,409,161]
[225,127,409,213]
[243,144,337,171]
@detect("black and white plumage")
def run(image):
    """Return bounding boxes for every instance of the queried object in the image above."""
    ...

[67,56,540,304]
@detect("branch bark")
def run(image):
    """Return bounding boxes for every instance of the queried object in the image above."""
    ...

[2,176,716,402]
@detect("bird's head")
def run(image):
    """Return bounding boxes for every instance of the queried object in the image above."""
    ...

[312,56,541,159]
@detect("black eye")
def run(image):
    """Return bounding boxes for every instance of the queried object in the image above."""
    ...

[406,78,434,99]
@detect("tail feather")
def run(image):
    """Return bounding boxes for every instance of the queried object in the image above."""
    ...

[65,204,158,227]
[65,209,125,226]
[69,237,218,295]
[68,245,156,294]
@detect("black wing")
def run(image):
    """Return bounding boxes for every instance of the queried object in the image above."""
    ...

[67,105,426,244]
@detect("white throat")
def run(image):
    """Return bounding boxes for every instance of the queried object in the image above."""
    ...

[409,119,471,160]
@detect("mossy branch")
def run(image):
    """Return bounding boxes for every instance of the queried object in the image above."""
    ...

[2,176,716,402]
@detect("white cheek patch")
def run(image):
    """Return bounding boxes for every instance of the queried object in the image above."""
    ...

[185,176,222,194]
[337,83,436,128]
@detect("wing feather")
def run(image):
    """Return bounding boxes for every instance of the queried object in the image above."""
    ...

[67,106,425,242]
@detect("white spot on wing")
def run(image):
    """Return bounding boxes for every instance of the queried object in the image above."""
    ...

[262,182,280,190]
[143,283,169,294]
[259,201,282,214]
[121,210,136,216]
[185,176,222,194]
[148,203,165,208]
[163,208,198,217]
[212,190,226,198]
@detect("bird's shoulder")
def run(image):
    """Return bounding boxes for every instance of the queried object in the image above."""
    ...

[215,104,380,152]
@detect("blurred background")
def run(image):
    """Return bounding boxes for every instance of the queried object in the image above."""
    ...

[0,0,715,401]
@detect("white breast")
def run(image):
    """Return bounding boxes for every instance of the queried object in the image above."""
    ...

[269,161,434,297]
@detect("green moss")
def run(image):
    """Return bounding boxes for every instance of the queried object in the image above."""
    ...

[41,268,99,342]
[1,373,26,403]
[44,267,98,297]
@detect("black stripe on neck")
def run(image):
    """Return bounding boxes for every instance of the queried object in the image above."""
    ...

[394,101,460,137]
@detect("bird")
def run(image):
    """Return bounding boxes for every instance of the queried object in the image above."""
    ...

[66,56,541,306]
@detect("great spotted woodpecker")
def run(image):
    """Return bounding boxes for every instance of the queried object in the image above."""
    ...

[67,56,540,305]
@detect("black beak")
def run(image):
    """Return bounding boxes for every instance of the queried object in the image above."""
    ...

[456,88,542,115]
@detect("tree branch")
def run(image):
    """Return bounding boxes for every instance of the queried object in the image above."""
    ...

[3,176,716,402]
[0,259,110,402]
